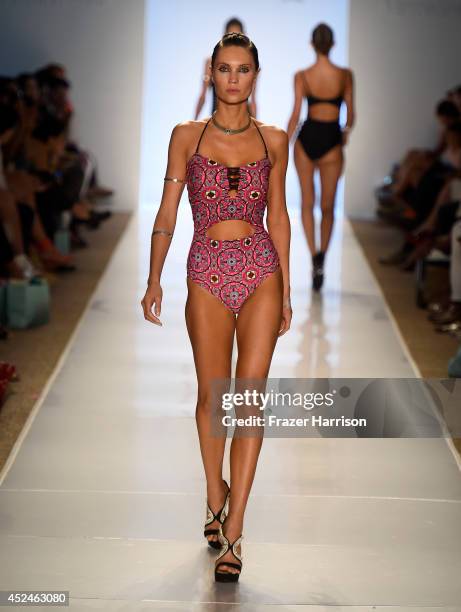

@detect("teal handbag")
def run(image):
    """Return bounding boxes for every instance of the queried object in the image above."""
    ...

[6,277,50,328]
[448,344,461,378]
[54,229,70,255]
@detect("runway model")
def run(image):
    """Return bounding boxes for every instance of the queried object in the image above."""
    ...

[194,18,257,119]
[287,23,355,291]
[141,32,291,582]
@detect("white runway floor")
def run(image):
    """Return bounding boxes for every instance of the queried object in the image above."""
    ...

[1,202,461,610]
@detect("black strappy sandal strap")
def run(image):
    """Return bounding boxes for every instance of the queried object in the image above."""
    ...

[204,480,230,547]
[215,540,243,575]
[204,527,219,537]
[204,480,230,527]
[215,561,242,573]
[214,522,243,581]
[216,526,243,560]
[204,507,223,526]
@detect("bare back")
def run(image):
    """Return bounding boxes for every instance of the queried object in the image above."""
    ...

[301,63,349,121]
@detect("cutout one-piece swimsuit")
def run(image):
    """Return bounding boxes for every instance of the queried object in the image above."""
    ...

[186,118,280,315]
[297,75,344,161]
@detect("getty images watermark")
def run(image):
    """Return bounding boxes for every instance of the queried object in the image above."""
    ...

[209,378,461,438]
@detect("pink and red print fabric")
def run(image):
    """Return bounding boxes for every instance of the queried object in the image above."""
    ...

[186,151,280,314]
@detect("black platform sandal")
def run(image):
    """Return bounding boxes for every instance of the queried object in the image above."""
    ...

[214,519,243,583]
[312,251,325,291]
[204,479,230,550]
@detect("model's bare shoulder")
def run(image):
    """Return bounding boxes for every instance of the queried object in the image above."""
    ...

[254,123,288,165]
[171,120,206,139]
[170,120,208,152]
[293,69,304,81]
[256,122,288,151]
[332,65,352,79]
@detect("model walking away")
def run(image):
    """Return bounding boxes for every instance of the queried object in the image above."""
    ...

[287,23,355,291]
[142,32,291,582]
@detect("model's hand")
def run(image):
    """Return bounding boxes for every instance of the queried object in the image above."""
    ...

[141,281,163,326]
[278,297,292,336]
[342,130,349,146]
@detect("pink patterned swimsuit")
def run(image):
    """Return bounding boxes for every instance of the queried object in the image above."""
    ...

[186,118,280,314]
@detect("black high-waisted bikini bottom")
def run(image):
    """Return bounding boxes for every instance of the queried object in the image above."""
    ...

[297,118,343,161]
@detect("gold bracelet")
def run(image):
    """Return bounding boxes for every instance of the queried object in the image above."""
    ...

[152,229,173,237]
[164,177,185,183]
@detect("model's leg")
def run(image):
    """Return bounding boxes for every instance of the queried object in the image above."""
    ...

[216,267,283,574]
[0,190,25,254]
[5,170,37,207]
[185,279,236,544]
[317,146,343,253]
[392,150,432,195]
[294,140,316,255]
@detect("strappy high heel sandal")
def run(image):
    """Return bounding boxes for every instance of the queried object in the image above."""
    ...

[204,479,230,550]
[214,518,243,583]
[312,251,325,291]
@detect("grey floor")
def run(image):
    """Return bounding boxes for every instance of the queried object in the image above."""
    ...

[0,206,460,611]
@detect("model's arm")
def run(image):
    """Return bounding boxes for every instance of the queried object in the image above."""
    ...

[266,127,292,336]
[194,58,211,120]
[286,71,304,142]
[141,123,189,326]
[342,68,355,144]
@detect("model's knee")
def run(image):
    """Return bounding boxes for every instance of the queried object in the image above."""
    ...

[301,200,315,214]
[195,394,213,419]
[321,205,335,219]
[234,368,271,383]
[195,386,230,418]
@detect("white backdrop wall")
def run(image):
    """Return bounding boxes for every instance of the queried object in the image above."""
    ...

[140,0,349,211]
[0,0,145,212]
[347,0,461,219]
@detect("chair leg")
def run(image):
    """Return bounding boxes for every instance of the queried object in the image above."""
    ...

[415,259,427,308]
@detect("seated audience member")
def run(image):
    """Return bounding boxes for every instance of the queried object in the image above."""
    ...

[383,100,459,204]
[0,60,118,389]
[0,103,41,279]
[35,64,112,199]
[1,99,75,273]
[422,178,461,330]
[379,121,461,265]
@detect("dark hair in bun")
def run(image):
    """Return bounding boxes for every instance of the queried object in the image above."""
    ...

[211,32,259,71]
[312,23,334,55]
[224,17,244,33]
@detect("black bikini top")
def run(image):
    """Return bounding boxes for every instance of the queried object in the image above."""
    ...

[303,71,344,108]
[307,93,343,107]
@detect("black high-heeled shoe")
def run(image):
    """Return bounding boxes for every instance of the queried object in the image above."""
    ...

[204,479,230,550]
[214,518,243,583]
[312,251,325,291]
